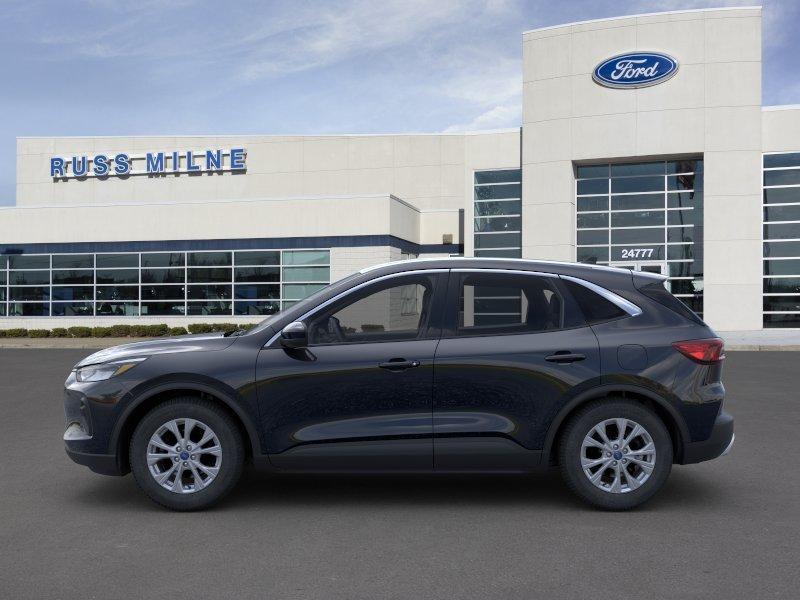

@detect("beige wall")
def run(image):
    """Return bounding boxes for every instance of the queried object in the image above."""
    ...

[522,6,763,331]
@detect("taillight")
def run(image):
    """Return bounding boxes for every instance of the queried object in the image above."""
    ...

[672,338,725,364]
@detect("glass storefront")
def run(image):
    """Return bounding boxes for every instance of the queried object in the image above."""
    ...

[474,169,522,258]
[575,159,704,316]
[763,153,800,328]
[0,249,330,318]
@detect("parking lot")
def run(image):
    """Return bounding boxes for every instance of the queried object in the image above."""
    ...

[1,349,798,599]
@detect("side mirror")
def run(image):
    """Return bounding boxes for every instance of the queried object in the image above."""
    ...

[280,321,308,349]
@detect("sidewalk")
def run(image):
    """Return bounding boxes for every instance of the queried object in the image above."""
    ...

[1,332,799,350]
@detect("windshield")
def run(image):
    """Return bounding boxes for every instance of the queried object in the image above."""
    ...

[244,272,362,336]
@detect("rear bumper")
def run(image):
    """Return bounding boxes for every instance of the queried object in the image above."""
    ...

[65,446,124,476]
[679,409,734,464]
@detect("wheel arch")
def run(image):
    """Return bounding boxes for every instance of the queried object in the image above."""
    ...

[543,384,689,465]
[111,379,261,474]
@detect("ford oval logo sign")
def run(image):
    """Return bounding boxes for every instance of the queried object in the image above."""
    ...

[593,52,678,89]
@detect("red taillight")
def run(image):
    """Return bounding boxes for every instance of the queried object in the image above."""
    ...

[672,338,725,364]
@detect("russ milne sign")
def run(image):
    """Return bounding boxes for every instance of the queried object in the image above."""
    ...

[593,52,678,89]
[50,148,246,179]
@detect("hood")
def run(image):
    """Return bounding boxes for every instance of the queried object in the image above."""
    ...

[75,332,237,368]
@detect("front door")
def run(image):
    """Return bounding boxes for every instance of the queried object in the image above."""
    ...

[432,269,602,470]
[255,271,447,471]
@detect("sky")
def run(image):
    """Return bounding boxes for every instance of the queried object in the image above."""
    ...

[1,0,798,206]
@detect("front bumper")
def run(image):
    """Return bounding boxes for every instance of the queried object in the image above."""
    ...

[679,409,734,464]
[65,447,123,476]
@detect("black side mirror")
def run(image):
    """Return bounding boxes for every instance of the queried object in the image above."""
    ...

[280,321,308,349]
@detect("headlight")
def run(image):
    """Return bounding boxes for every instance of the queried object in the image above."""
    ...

[75,358,147,383]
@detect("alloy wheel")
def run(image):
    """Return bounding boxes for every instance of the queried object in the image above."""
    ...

[580,417,656,494]
[146,418,222,494]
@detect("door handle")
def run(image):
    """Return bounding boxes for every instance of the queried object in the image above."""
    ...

[545,352,586,364]
[379,359,421,371]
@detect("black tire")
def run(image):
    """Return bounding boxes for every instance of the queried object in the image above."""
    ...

[558,399,672,510]
[130,398,244,511]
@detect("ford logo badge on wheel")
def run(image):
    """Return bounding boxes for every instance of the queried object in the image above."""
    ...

[593,52,678,89]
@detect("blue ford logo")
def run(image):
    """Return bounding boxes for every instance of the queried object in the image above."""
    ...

[593,52,678,89]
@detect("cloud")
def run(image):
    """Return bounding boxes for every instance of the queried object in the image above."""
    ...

[443,103,521,132]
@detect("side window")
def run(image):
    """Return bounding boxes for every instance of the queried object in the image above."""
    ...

[456,272,565,336]
[562,279,627,324]
[309,276,435,344]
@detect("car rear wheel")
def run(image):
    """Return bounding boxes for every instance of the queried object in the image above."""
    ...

[130,398,244,511]
[558,399,672,510]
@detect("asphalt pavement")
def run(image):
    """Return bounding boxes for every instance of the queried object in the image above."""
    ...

[0,349,798,599]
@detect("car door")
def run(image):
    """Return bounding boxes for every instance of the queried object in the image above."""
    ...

[255,270,448,471]
[432,269,602,470]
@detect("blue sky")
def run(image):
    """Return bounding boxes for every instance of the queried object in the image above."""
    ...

[1,0,798,206]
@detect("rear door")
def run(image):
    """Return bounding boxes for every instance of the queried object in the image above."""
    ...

[432,269,602,470]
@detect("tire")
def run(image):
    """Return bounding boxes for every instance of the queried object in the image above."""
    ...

[558,398,672,510]
[130,398,244,511]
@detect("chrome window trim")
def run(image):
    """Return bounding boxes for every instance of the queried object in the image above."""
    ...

[560,275,643,317]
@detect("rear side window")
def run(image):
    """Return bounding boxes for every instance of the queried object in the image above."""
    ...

[639,281,706,325]
[562,280,627,325]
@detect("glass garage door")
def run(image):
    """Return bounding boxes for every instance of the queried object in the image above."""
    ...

[763,152,800,328]
[575,159,704,317]
[474,169,522,258]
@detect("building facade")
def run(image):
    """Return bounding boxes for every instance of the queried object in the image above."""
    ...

[2,6,799,331]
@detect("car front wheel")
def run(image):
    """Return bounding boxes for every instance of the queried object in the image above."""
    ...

[130,398,244,511]
[558,399,672,510]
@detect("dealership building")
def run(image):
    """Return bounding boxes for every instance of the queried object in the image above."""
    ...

[2,5,799,331]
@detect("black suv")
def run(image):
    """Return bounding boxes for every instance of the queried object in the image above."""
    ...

[64,258,733,510]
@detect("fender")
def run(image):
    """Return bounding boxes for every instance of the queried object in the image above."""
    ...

[541,383,690,462]
[109,375,263,460]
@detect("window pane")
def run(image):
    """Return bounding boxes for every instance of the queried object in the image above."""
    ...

[10,287,49,301]
[52,254,93,269]
[763,278,800,294]
[234,251,279,266]
[764,259,800,276]
[764,169,800,187]
[668,209,701,226]
[576,179,607,195]
[52,302,94,316]
[96,302,138,316]
[764,241,800,257]
[8,302,48,316]
[52,270,93,284]
[0,271,5,285]
[0,288,5,301]
[577,197,608,212]
[96,254,137,268]
[668,262,703,277]
[474,200,521,216]
[764,153,800,168]
[283,283,327,300]
[96,286,138,301]
[473,249,522,258]
[669,279,702,295]
[474,184,522,200]
[9,271,50,285]
[234,284,279,299]
[52,286,93,301]
[611,228,664,244]
[474,170,521,184]
[187,285,232,300]
[474,216,521,232]
[310,280,432,344]
[141,285,185,300]
[142,268,185,284]
[667,160,702,174]
[611,162,664,176]
[577,213,608,229]
[9,255,49,269]
[187,301,232,315]
[611,210,664,228]
[667,244,695,260]
[474,232,521,249]
[764,314,800,327]
[282,266,330,282]
[576,165,608,179]
[667,191,702,209]
[668,227,694,244]
[577,247,609,263]
[764,205,800,222]
[667,174,700,191]
[282,250,330,266]
[187,268,231,283]
[96,269,138,284]
[141,253,185,267]
[577,230,608,245]
[141,302,185,316]
[611,176,663,194]
[235,301,280,316]
[234,267,280,283]
[763,296,800,312]
[611,194,664,210]
[187,252,231,266]
[764,223,800,240]
[763,188,800,204]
